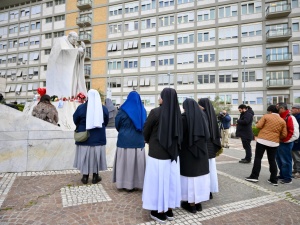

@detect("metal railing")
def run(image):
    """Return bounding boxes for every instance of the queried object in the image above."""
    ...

[79,33,91,42]
[77,0,92,5]
[76,15,92,24]
[266,53,292,62]
[266,3,291,15]
[267,78,293,87]
[266,27,291,38]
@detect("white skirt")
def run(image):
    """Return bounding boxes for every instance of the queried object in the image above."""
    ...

[73,145,107,175]
[180,174,210,204]
[142,156,181,213]
[209,158,219,193]
[112,147,146,189]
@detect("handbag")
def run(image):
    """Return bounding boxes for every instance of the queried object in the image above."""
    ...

[74,125,89,142]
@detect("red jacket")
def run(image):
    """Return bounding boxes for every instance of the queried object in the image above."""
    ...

[280,110,294,143]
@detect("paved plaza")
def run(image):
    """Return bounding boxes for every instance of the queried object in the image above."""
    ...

[0,138,300,225]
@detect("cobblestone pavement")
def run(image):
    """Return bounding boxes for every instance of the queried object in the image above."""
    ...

[0,138,300,225]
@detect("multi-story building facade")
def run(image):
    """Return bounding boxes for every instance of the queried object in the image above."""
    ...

[1,0,300,122]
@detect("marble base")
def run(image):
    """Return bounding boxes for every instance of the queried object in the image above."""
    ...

[0,104,120,172]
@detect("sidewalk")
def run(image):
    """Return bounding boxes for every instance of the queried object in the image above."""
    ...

[0,138,300,225]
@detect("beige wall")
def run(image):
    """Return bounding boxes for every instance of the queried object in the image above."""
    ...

[94,0,108,5]
[66,0,78,11]
[92,60,106,75]
[66,12,78,28]
[93,7,107,23]
[93,24,107,40]
[92,43,107,58]
[91,78,106,94]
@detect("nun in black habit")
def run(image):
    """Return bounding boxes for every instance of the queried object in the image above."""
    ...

[180,98,210,213]
[142,88,183,224]
[198,98,222,199]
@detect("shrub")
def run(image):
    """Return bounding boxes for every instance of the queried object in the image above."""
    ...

[252,127,260,136]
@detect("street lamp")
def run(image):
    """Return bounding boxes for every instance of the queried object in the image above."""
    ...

[167,71,171,87]
[241,56,247,104]
[107,59,112,99]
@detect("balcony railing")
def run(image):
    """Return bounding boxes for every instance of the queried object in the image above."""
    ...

[266,53,292,65]
[76,15,92,27]
[78,33,91,43]
[266,3,291,19]
[77,0,92,10]
[85,51,91,60]
[267,78,293,88]
[84,69,91,77]
[266,28,292,41]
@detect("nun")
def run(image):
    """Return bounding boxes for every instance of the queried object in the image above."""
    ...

[112,91,147,191]
[198,98,221,199]
[105,98,118,127]
[73,89,109,184]
[142,88,183,224]
[180,98,210,213]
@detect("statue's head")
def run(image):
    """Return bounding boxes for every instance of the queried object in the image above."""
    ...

[68,31,78,46]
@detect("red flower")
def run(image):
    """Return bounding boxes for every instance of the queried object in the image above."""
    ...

[76,92,86,103]
[37,88,46,96]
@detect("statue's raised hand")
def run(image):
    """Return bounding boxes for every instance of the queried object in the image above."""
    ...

[80,41,86,49]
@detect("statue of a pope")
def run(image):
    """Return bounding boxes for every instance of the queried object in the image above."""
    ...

[46,31,87,98]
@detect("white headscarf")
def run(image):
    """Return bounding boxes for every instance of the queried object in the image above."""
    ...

[86,89,104,130]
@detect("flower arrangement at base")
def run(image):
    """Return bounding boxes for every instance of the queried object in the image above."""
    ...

[37,88,46,97]
[50,95,58,101]
[77,92,86,103]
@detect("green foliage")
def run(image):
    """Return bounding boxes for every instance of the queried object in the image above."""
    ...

[207,96,232,116]
[16,104,24,112]
[252,127,260,136]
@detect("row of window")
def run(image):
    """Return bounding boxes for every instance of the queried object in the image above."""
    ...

[0,0,65,22]
[0,52,40,65]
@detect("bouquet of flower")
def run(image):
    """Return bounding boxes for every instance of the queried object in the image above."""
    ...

[77,92,86,103]
[50,95,58,101]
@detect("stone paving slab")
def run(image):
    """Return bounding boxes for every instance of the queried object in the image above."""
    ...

[201,200,300,225]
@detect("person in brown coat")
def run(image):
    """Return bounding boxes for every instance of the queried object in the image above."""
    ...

[32,95,59,125]
[245,105,287,186]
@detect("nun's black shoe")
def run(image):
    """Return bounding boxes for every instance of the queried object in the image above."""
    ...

[210,192,213,199]
[81,175,89,184]
[166,209,174,221]
[195,203,202,211]
[92,173,102,184]
[181,201,196,213]
[150,211,166,223]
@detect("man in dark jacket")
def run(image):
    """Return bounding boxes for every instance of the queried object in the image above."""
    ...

[218,110,231,148]
[291,104,300,179]
[236,104,254,163]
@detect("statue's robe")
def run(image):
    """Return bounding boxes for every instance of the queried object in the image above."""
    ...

[46,36,87,98]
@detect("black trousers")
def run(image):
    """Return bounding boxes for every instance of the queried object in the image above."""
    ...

[241,138,252,161]
[250,142,278,181]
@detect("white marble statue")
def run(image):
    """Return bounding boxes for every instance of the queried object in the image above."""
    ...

[46,31,87,98]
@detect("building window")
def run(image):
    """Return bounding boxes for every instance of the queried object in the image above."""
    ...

[140,57,156,68]
[159,0,175,8]
[178,0,194,4]
[293,22,299,31]
[109,24,122,34]
[242,71,256,82]
[84,64,91,75]
[19,23,29,32]
[45,17,52,23]
[293,44,300,55]
[219,48,238,61]
[55,0,65,5]
[219,5,237,18]
[178,32,194,44]
[177,52,194,64]
[292,0,299,8]
[219,26,238,39]
[158,74,174,85]
[9,25,18,34]
[44,65,47,71]
[177,74,194,85]
[198,29,215,42]
[141,18,156,29]
[124,59,138,69]
[241,2,262,15]
[158,56,174,66]
[159,15,175,27]
[46,2,53,7]
[109,77,121,88]
[54,31,64,37]
[177,11,194,24]
[109,5,122,16]
[45,49,51,55]
[31,21,41,30]
[219,94,232,104]
[124,2,139,14]
[197,8,215,21]
[242,46,263,59]
[158,35,174,46]
[54,15,65,22]
[197,74,215,84]
[141,0,156,11]
[241,23,262,37]
[141,37,156,49]
[108,61,122,70]
[197,51,215,63]
[45,33,52,39]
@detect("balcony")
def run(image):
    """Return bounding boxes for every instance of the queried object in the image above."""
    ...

[267,78,293,88]
[266,53,292,65]
[78,33,91,43]
[85,50,91,60]
[76,15,92,27]
[84,69,91,78]
[266,28,292,42]
[266,3,291,19]
[77,0,92,10]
